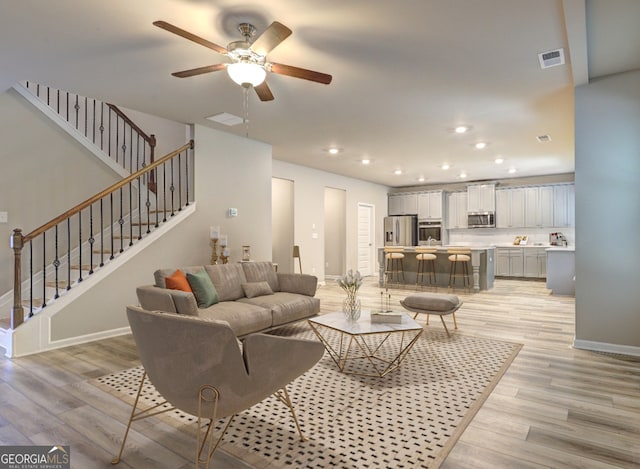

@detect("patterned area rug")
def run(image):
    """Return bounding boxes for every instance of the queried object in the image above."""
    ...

[94,323,521,468]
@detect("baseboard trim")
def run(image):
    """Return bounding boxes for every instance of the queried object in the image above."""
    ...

[573,339,640,357]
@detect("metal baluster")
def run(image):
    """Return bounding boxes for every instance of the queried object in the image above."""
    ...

[89,205,95,274]
[128,181,133,246]
[110,193,115,260]
[29,240,34,317]
[77,212,83,282]
[129,126,133,173]
[56,89,60,114]
[177,151,183,210]
[74,94,79,129]
[162,162,167,222]
[119,188,124,253]
[67,219,71,290]
[84,96,88,137]
[153,166,159,228]
[92,99,96,144]
[54,225,60,299]
[100,102,104,151]
[41,233,47,308]
[100,199,105,267]
[185,147,190,206]
[108,106,112,158]
[170,157,175,216]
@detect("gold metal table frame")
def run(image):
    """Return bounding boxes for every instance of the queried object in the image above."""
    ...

[308,311,423,377]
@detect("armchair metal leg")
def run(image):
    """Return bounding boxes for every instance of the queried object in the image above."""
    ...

[197,384,232,469]
[274,386,306,442]
[112,371,175,465]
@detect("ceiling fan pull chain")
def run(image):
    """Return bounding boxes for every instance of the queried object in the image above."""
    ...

[243,86,250,138]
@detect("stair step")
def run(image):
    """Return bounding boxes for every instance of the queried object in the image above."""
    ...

[0,317,10,329]
[46,280,70,288]
[70,264,93,271]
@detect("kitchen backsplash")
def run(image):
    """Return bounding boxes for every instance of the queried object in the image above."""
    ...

[447,226,575,246]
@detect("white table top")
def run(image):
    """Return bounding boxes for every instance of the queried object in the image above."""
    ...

[308,310,422,334]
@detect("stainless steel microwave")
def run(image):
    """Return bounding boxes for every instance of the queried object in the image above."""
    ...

[467,212,495,228]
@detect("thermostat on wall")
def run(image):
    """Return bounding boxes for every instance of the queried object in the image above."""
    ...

[228,208,238,217]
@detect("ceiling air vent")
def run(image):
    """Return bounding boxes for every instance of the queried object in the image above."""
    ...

[538,48,565,69]
[536,134,551,143]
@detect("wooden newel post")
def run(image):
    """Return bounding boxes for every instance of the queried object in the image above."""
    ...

[11,228,24,329]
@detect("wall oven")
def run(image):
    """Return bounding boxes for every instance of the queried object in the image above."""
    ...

[418,220,442,245]
[467,212,495,228]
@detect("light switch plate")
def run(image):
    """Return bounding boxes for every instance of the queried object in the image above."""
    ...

[0,212,8,223]
[228,208,238,217]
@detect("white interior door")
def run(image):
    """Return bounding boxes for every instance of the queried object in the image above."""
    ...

[357,203,375,276]
[272,178,294,273]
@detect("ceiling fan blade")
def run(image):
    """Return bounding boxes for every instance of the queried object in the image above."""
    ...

[250,21,292,56]
[254,82,275,101]
[171,63,226,78]
[270,62,332,84]
[153,20,227,55]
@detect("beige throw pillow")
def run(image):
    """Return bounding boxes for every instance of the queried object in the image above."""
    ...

[242,281,274,299]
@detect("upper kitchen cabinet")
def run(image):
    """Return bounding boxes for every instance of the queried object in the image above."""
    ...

[447,191,468,229]
[388,193,418,215]
[417,191,443,220]
[467,183,496,212]
[553,184,575,228]
[496,188,525,228]
[524,186,554,228]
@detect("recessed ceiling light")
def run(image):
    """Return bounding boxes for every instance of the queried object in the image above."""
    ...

[494,158,504,164]
[394,169,402,175]
[418,176,425,182]
[474,142,487,150]
[459,172,467,178]
[441,163,450,170]
[361,159,370,165]
[327,148,341,155]
[508,168,517,174]
[454,125,470,134]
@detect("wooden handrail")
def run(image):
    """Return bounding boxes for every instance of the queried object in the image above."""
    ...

[23,140,193,243]
[106,104,156,146]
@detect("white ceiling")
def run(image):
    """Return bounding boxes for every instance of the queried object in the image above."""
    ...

[1,0,638,187]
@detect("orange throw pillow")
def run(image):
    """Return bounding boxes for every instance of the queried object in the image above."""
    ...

[165,269,192,292]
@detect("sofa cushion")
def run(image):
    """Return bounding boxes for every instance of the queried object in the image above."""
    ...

[277,273,318,297]
[165,269,192,292]
[242,281,274,299]
[242,261,280,292]
[198,301,273,337]
[187,270,219,308]
[154,266,204,288]
[205,264,247,302]
[239,292,320,326]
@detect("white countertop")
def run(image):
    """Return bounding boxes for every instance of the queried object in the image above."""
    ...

[546,246,575,252]
[380,245,495,251]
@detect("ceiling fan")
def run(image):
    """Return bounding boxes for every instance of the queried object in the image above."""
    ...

[153,20,332,101]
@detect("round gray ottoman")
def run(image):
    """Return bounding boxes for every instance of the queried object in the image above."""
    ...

[400,293,462,336]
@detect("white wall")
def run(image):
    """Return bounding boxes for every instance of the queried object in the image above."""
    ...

[574,69,640,352]
[272,160,389,280]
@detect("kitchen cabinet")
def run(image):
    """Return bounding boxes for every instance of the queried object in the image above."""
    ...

[467,183,495,212]
[496,248,524,277]
[553,184,575,227]
[524,248,547,278]
[388,193,418,215]
[496,188,525,228]
[447,192,468,229]
[417,191,443,220]
[524,186,554,228]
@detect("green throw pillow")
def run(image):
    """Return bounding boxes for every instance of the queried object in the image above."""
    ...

[186,270,219,308]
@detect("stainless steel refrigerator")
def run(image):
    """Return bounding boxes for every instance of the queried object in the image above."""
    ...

[384,215,417,246]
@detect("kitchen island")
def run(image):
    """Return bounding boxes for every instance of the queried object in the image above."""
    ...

[546,246,575,296]
[378,246,495,292]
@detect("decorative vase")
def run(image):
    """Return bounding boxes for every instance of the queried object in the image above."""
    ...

[342,293,362,321]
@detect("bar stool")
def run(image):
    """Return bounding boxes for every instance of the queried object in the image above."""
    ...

[447,248,471,291]
[384,247,405,286]
[415,247,438,289]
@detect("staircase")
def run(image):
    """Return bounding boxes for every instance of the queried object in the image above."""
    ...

[0,83,194,357]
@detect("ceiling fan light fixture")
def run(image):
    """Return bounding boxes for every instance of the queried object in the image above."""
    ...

[227,61,266,87]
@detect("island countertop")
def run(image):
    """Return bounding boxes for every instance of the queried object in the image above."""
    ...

[378,246,494,292]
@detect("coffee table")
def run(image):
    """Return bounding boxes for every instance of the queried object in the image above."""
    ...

[308,310,423,377]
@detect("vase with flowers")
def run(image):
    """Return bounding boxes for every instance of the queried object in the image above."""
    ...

[337,269,363,321]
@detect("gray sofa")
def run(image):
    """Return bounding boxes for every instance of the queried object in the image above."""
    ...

[136,261,320,337]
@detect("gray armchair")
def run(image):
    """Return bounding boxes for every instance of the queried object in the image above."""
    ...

[112,305,324,468]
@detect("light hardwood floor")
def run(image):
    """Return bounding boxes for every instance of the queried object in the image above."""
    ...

[0,278,638,468]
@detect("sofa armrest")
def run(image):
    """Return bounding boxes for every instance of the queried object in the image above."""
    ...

[136,285,199,316]
[276,273,318,296]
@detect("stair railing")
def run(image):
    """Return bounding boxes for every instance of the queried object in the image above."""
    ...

[10,140,193,329]
[22,82,156,183]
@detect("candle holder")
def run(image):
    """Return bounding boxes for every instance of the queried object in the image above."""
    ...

[210,238,219,264]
